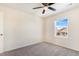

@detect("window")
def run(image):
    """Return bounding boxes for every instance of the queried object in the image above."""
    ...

[55,17,68,38]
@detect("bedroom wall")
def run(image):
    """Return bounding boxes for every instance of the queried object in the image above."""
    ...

[43,6,79,51]
[0,5,43,52]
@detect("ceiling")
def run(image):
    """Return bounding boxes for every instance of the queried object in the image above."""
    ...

[0,3,79,17]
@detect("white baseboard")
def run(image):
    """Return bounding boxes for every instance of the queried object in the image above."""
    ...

[3,40,42,53]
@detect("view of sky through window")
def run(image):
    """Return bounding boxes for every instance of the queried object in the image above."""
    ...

[55,17,68,30]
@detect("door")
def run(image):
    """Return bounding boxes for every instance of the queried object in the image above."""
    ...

[0,12,4,53]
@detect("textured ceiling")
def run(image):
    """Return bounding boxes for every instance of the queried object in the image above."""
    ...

[0,3,78,17]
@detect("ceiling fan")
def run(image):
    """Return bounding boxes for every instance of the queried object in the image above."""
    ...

[33,3,56,14]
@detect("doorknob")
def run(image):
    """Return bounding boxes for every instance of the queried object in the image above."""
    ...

[0,34,3,36]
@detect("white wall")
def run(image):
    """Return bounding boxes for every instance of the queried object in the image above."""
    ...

[0,5,43,52]
[44,6,79,51]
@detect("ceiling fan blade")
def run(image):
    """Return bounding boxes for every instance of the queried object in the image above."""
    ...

[42,9,45,14]
[48,3,55,6]
[48,7,56,11]
[69,3,72,5]
[42,3,48,6]
[33,6,43,9]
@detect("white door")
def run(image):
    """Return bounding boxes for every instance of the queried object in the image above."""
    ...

[0,12,4,53]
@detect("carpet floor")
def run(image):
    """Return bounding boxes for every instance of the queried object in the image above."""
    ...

[0,42,79,56]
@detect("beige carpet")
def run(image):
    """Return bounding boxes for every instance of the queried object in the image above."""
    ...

[0,42,79,56]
